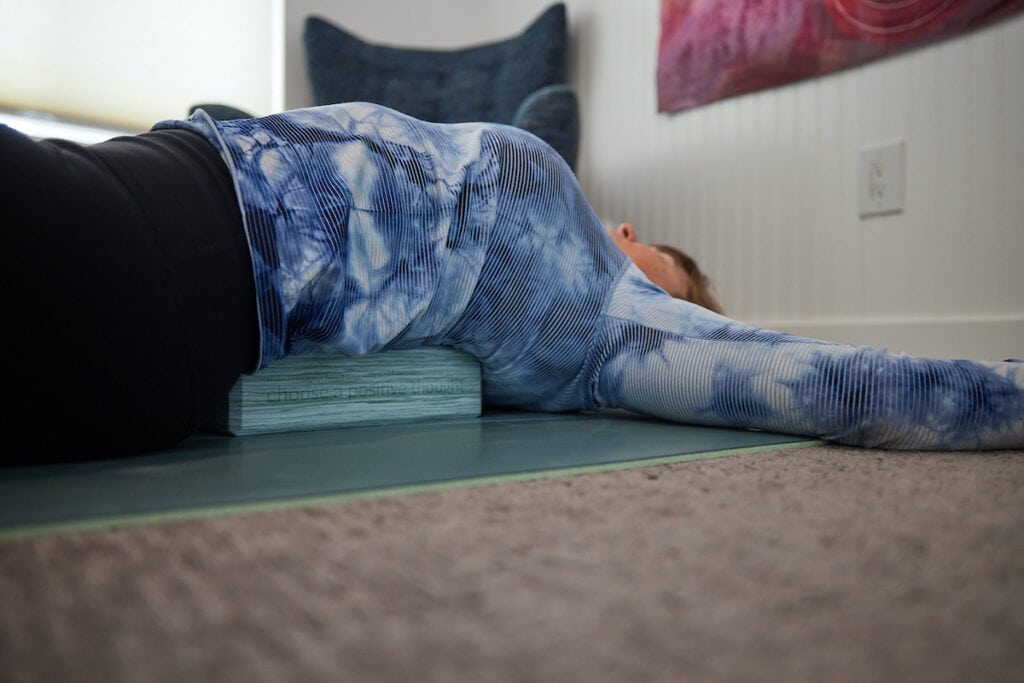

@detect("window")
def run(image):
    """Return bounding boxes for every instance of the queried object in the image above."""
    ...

[0,0,283,140]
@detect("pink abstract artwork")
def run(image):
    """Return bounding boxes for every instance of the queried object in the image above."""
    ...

[657,0,1024,113]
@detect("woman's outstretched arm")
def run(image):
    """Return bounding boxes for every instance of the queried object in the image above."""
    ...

[593,267,1024,450]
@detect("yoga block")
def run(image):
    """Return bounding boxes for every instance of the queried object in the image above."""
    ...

[206,348,482,436]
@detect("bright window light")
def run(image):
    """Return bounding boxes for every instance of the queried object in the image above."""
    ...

[0,111,131,144]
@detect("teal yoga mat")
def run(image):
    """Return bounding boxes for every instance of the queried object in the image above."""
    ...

[0,411,815,539]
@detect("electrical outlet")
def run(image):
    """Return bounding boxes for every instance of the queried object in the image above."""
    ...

[858,140,905,218]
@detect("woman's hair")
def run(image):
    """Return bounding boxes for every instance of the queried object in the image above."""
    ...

[652,244,724,314]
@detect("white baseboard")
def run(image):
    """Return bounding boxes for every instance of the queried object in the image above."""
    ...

[755,316,1024,361]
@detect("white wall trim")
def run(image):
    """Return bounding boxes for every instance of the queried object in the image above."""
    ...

[761,315,1024,361]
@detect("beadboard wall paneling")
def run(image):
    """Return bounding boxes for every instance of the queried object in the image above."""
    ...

[564,0,1023,358]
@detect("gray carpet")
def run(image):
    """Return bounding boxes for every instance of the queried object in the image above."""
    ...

[2,444,1022,682]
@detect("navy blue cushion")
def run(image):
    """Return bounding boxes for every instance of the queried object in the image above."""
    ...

[190,5,579,170]
[304,4,569,125]
[302,5,579,169]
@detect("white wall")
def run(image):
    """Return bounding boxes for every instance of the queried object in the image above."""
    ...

[564,1,1024,361]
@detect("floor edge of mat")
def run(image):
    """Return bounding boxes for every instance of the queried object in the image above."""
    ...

[0,439,821,542]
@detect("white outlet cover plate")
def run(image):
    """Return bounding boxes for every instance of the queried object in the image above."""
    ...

[859,140,905,218]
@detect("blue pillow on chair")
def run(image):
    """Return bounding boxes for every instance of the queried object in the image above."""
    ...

[303,3,579,170]
[187,103,253,121]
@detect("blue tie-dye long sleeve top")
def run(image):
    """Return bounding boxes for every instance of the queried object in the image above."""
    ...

[157,103,1024,450]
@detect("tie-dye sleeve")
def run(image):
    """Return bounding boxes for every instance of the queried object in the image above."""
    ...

[594,267,1024,450]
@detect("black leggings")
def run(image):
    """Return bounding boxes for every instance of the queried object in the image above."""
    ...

[1,125,258,463]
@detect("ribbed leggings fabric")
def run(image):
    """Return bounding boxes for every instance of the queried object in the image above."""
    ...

[1,125,258,463]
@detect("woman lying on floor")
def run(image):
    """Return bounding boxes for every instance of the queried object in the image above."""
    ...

[2,102,1021,463]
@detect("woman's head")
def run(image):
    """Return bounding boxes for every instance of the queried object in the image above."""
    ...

[607,223,723,314]
[650,242,723,314]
